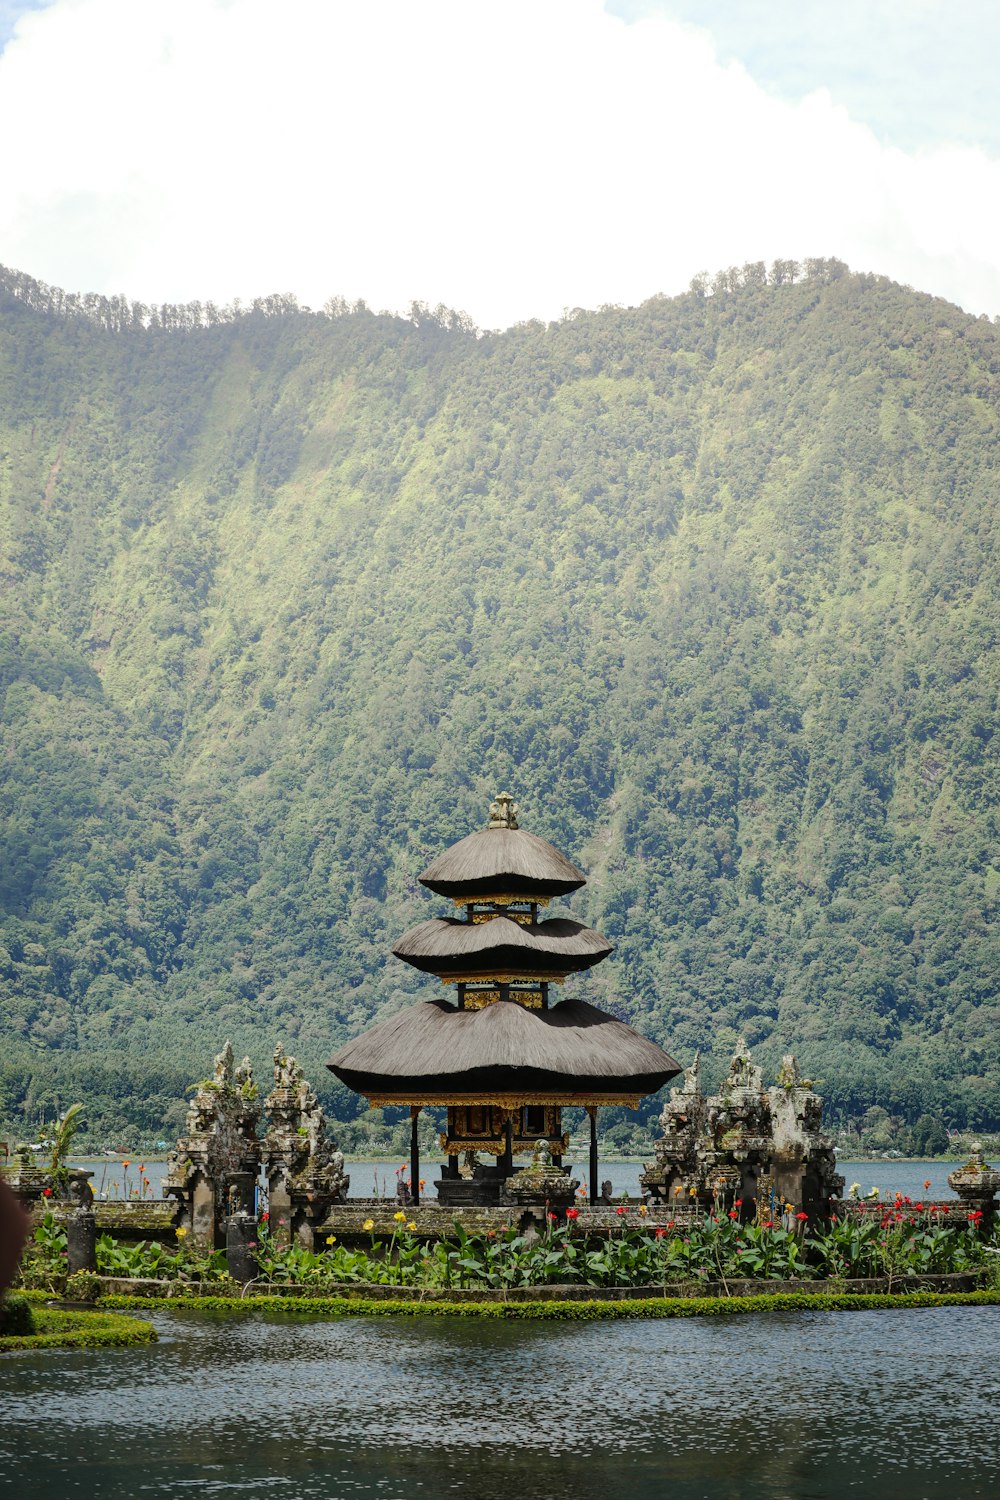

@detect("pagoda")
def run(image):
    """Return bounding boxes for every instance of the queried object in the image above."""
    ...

[328,793,681,1206]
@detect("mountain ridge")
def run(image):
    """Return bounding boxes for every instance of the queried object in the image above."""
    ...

[0,258,996,1141]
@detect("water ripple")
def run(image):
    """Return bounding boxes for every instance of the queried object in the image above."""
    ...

[1,1307,996,1499]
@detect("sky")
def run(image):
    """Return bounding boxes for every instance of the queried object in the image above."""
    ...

[0,0,999,329]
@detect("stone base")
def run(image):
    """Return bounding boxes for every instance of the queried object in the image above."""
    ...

[501,1168,579,1216]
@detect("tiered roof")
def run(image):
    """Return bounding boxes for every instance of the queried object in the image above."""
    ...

[418,826,586,899]
[327,793,680,1105]
[331,996,676,1104]
[392,916,612,979]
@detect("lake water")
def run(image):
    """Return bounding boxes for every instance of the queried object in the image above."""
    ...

[1,1304,998,1498]
[72,1156,993,1204]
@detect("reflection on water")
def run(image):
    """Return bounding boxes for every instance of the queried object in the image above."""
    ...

[2,1307,997,1499]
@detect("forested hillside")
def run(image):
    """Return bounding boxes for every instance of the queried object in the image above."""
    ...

[0,259,996,1143]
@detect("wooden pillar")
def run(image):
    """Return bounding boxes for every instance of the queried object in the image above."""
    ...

[410,1107,421,1208]
[588,1106,598,1205]
[502,1118,513,1176]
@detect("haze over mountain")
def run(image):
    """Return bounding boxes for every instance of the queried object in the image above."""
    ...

[0,258,996,1142]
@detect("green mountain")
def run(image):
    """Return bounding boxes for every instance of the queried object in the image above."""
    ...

[0,258,996,1144]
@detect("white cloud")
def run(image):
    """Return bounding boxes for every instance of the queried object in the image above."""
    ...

[1,0,999,327]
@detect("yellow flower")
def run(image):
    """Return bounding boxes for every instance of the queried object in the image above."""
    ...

[393,1210,406,1222]
[325,1235,336,1245]
[175,1226,188,1239]
[407,1221,417,1231]
[674,1186,683,1196]
[362,1218,375,1231]
[688,1188,697,1197]
[638,1204,647,1215]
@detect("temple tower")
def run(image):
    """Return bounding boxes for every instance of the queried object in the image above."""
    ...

[329,794,680,1206]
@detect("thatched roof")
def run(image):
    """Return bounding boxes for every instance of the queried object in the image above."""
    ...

[392,916,612,977]
[418,828,586,899]
[327,996,681,1102]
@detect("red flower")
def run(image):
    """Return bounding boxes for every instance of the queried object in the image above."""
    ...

[655,1227,666,1239]
[616,1205,628,1216]
[565,1207,579,1220]
[968,1210,984,1222]
[795,1212,809,1223]
[666,1220,675,1230]
[547,1212,558,1222]
[261,1211,269,1221]
[734,1199,743,1208]
[728,1210,739,1220]
[42,1187,52,1198]
[923,1179,932,1192]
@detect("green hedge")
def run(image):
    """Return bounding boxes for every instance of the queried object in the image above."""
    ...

[0,1306,157,1351]
[100,1288,1000,1322]
[0,1295,35,1336]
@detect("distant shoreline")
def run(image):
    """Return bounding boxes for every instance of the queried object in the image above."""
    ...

[59,1151,989,1168]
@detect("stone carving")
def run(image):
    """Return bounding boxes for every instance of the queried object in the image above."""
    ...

[948,1145,1000,1220]
[531,1137,552,1170]
[641,1051,708,1208]
[767,1055,843,1223]
[3,1143,94,1207]
[488,792,519,830]
[502,1131,578,1217]
[163,1041,261,1248]
[641,1039,844,1224]
[263,1045,349,1246]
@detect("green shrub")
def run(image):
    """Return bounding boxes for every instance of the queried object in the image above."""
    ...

[65,1271,102,1303]
[0,1294,35,1336]
[100,1288,1000,1321]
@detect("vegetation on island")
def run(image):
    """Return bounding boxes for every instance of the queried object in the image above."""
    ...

[18,1198,998,1297]
[0,256,996,1143]
[0,1290,157,1351]
[98,1287,1000,1322]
